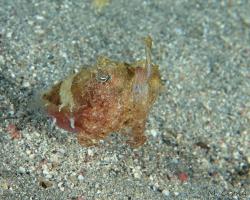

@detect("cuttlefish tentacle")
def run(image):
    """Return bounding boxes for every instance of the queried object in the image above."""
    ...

[132,35,153,104]
[144,35,153,79]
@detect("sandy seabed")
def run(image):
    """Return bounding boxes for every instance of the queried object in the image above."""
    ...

[0,0,249,199]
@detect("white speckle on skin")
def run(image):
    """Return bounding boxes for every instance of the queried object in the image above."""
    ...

[59,74,76,112]
[51,118,57,128]
[70,117,75,129]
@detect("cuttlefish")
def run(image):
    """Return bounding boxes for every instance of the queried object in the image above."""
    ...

[42,36,161,147]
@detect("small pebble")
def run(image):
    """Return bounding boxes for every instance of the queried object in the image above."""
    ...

[26,150,31,155]
[18,166,26,174]
[87,149,94,156]
[177,172,188,183]
[78,174,84,182]
[132,166,142,179]
[35,15,45,20]
[150,129,158,137]
[162,189,170,196]
[43,169,49,175]
[0,55,5,64]
[58,148,66,156]
[22,81,30,88]
[6,32,12,38]
[58,182,64,191]
[45,174,52,179]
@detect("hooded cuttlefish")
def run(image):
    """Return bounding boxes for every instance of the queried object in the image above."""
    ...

[42,36,161,147]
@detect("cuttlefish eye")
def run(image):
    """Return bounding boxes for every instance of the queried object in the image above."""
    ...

[96,69,111,83]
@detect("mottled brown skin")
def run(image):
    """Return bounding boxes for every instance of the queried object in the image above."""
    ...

[42,38,161,147]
